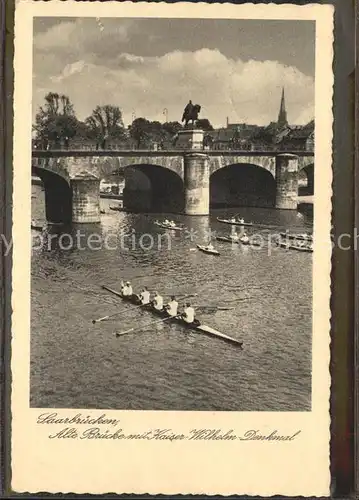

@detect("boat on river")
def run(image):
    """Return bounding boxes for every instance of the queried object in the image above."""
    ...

[102,285,243,348]
[275,240,313,253]
[217,217,253,227]
[280,232,313,242]
[154,220,184,231]
[216,235,239,244]
[109,205,124,212]
[197,244,220,255]
[31,220,43,231]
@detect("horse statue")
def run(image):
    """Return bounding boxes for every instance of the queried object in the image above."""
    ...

[181,100,201,127]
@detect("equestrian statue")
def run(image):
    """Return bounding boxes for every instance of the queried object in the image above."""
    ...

[181,100,201,127]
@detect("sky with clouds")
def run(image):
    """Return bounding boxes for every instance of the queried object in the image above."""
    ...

[33,17,315,128]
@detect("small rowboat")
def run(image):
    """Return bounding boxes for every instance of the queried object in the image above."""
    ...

[197,244,220,255]
[31,220,43,231]
[102,285,243,348]
[217,217,253,227]
[216,236,239,244]
[154,221,184,231]
[276,241,313,253]
[290,244,313,253]
[280,232,313,242]
[239,238,262,247]
[109,205,124,212]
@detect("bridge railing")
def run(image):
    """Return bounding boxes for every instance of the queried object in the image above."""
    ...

[33,143,314,154]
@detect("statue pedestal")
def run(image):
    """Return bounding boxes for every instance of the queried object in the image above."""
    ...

[175,129,204,150]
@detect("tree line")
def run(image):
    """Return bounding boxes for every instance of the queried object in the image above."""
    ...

[33,92,214,150]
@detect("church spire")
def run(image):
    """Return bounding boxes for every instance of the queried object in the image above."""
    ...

[277,87,288,128]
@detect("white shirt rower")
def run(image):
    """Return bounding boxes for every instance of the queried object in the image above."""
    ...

[241,234,249,243]
[206,243,214,251]
[152,292,163,311]
[140,287,150,305]
[166,296,179,317]
[231,233,239,241]
[123,282,133,296]
[182,303,195,324]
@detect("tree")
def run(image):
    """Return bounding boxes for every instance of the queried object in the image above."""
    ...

[196,119,214,131]
[162,121,183,137]
[85,105,125,147]
[33,92,78,148]
[129,118,153,148]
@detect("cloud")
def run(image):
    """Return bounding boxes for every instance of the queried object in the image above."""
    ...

[33,46,314,127]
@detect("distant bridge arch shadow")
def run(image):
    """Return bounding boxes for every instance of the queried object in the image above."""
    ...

[210,163,276,209]
[32,165,72,224]
[298,163,314,196]
[123,164,185,213]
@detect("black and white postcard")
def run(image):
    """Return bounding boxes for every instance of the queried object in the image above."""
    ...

[10,1,333,495]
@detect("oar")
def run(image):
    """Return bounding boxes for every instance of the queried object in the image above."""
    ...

[92,302,145,324]
[114,315,178,338]
[92,292,198,324]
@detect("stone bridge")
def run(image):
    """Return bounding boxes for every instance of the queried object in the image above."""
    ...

[32,149,314,224]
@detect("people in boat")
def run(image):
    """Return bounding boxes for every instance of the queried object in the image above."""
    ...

[206,242,215,251]
[181,302,200,326]
[165,295,179,317]
[122,281,133,297]
[231,232,240,242]
[240,232,249,244]
[238,218,244,224]
[230,216,236,223]
[169,220,176,227]
[139,286,151,305]
[152,291,164,311]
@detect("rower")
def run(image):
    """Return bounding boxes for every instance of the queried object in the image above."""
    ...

[181,302,200,326]
[120,280,125,294]
[152,291,164,311]
[206,242,215,251]
[241,232,249,244]
[122,281,133,296]
[231,232,239,242]
[169,220,176,227]
[139,286,150,305]
[165,295,179,317]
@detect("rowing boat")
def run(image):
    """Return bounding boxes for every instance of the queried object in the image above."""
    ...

[280,232,313,242]
[276,241,313,253]
[197,244,220,255]
[217,217,253,227]
[31,220,43,231]
[102,285,243,348]
[154,221,184,231]
[216,236,239,244]
[109,205,124,212]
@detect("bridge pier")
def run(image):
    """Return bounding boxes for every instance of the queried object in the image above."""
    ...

[184,153,210,215]
[71,173,100,223]
[275,154,299,210]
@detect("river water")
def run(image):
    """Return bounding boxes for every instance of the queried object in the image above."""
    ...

[31,184,313,411]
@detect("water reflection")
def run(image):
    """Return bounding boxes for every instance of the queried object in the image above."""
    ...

[31,184,313,411]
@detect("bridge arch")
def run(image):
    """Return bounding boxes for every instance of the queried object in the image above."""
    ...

[32,165,72,224]
[298,163,314,196]
[123,164,184,213]
[209,155,276,177]
[210,163,276,208]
